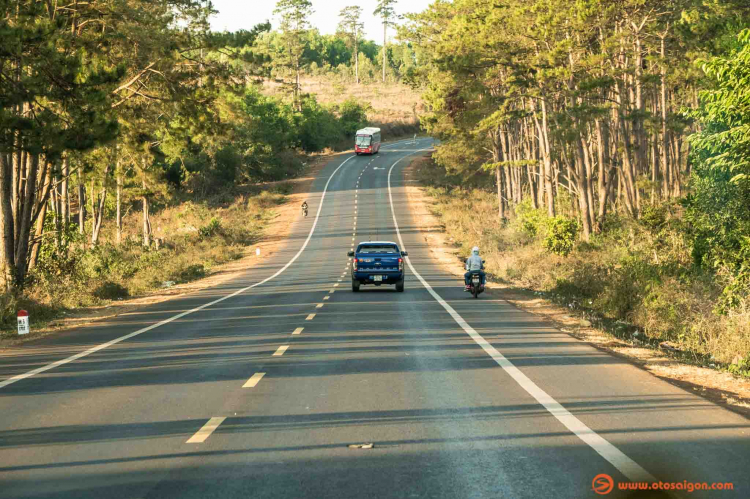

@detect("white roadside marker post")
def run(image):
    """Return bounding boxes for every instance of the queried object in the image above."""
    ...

[17,310,29,335]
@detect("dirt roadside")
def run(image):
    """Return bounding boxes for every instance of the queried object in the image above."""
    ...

[402,156,750,419]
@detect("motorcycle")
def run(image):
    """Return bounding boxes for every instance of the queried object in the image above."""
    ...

[301,205,308,217]
[467,270,485,299]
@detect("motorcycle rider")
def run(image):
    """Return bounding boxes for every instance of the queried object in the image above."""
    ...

[464,246,486,291]
[301,200,308,217]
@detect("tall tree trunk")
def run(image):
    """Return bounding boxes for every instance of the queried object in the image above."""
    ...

[659,34,671,199]
[78,180,86,236]
[496,167,505,220]
[116,174,123,245]
[61,156,69,224]
[142,177,151,247]
[354,30,359,84]
[29,178,50,272]
[91,166,110,246]
[595,119,613,232]
[533,98,555,216]
[382,21,387,83]
[491,129,505,220]
[14,154,40,286]
[0,151,15,287]
[573,137,593,242]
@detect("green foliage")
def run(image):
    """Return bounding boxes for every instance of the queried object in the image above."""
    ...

[199,218,223,239]
[689,29,750,184]
[639,205,668,232]
[515,198,546,238]
[338,98,371,136]
[685,29,750,313]
[543,216,580,257]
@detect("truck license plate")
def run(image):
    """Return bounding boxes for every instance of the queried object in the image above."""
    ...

[373,275,383,282]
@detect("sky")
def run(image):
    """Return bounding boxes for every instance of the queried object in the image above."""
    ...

[209,0,434,42]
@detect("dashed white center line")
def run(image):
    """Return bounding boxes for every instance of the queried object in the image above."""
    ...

[186,417,226,444]
[316,303,324,309]
[243,372,266,388]
[329,289,335,294]
[293,327,304,335]
[334,283,340,286]
[323,296,329,301]
[306,313,316,320]
[273,345,289,356]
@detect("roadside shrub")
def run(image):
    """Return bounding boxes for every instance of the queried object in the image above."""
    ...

[173,264,206,283]
[515,198,547,238]
[93,281,129,300]
[337,98,370,136]
[543,216,580,256]
[199,217,223,239]
[640,205,668,232]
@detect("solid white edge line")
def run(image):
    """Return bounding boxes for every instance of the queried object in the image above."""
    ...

[386,145,657,484]
[186,416,226,443]
[0,152,360,390]
[243,372,266,388]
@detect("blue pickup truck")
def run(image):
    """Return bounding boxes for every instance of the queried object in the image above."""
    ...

[347,241,408,292]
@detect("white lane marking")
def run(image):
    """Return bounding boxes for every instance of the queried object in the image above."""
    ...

[306,314,316,320]
[329,289,335,294]
[316,303,324,309]
[272,345,289,356]
[334,283,340,286]
[293,327,304,335]
[0,154,359,390]
[243,372,265,388]
[186,417,225,444]
[323,296,329,301]
[386,147,657,484]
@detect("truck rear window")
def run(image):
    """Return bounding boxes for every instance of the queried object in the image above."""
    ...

[358,245,399,254]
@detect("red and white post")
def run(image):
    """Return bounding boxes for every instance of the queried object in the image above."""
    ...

[17,310,29,335]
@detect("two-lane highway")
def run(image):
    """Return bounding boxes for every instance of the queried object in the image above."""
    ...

[1,138,749,498]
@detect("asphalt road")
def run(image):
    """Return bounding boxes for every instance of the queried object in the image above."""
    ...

[1,138,749,499]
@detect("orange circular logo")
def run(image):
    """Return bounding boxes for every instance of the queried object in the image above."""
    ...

[592,474,614,495]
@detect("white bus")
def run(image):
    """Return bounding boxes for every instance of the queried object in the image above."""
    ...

[355,127,381,155]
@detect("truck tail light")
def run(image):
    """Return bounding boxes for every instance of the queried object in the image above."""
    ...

[353,258,358,271]
[398,258,403,271]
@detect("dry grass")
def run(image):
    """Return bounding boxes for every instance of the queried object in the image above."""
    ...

[0,185,291,337]
[263,77,423,135]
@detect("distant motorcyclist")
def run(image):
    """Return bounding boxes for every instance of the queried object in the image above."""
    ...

[301,200,308,217]
[464,246,486,291]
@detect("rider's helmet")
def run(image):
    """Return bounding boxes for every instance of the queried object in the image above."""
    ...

[472,246,480,255]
